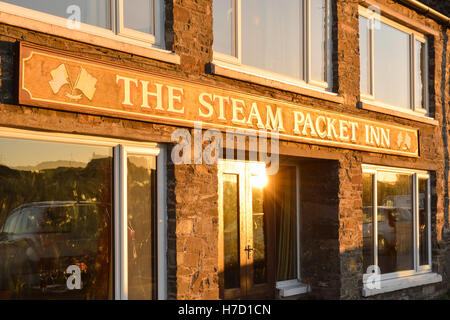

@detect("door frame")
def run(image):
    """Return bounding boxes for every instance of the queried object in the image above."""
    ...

[217,159,274,299]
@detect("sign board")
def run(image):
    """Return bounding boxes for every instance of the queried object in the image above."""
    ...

[19,43,419,157]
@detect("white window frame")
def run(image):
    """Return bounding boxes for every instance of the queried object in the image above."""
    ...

[361,164,432,282]
[359,6,429,116]
[213,0,333,92]
[0,1,169,57]
[0,126,168,300]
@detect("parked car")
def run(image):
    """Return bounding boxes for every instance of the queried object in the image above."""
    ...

[0,201,111,299]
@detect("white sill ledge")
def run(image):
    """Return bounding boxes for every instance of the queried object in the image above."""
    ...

[358,100,438,126]
[362,273,442,297]
[208,62,344,105]
[276,280,310,297]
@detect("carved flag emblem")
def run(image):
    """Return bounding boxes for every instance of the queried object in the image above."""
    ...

[49,64,97,101]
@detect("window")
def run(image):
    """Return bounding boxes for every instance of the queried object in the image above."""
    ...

[362,165,431,281]
[0,0,165,48]
[213,0,333,91]
[359,7,428,114]
[0,129,166,300]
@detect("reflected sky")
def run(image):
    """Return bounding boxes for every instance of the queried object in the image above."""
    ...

[0,138,112,169]
[374,22,410,109]
[1,0,110,28]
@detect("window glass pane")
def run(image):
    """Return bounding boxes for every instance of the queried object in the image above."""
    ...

[223,174,240,289]
[374,22,411,109]
[2,0,111,29]
[127,154,157,300]
[251,176,266,284]
[274,166,297,282]
[241,0,303,80]
[362,173,374,272]
[310,0,327,82]
[377,172,413,274]
[418,177,429,266]
[359,16,371,94]
[213,0,234,56]
[0,137,113,299]
[123,0,154,34]
[415,40,426,110]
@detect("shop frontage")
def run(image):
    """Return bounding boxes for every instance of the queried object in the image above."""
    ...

[0,0,448,300]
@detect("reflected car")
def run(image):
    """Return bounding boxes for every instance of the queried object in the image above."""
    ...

[0,201,111,299]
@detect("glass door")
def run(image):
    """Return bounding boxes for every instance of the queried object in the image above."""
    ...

[218,159,273,299]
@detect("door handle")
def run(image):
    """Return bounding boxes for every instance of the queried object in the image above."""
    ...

[244,245,253,259]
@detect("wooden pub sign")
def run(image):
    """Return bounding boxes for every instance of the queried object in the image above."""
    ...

[19,43,419,157]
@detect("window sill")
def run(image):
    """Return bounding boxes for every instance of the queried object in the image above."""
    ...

[362,272,442,297]
[0,6,180,65]
[207,62,344,105]
[358,100,438,126]
[276,280,310,297]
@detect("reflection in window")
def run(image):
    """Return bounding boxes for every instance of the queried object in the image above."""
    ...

[0,137,113,299]
[418,178,429,266]
[241,0,303,80]
[362,167,432,277]
[2,0,111,28]
[362,173,374,271]
[212,0,234,56]
[359,11,428,111]
[359,16,370,95]
[374,23,411,109]
[223,174,240,290]
[377,172,413,274]
[127,155,157,300]
[123,0,154,34]
[415,40,426,111]
[213,0,332,87]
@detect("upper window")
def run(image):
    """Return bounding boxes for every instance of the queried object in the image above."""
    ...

[213,0,333,91]
[0,0,165,48]
[359,7,428,114]
[362,165,431,280]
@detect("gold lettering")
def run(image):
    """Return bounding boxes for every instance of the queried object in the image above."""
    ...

[116,75,137,106]
[327,117,338,139]
[214,95,229,121]
[339,120,350,142]
[198,92,213,118]
[266,105,285,132]
[350,122,359,143]
[231,98,246,125]
[293,111,305,135]
[315,116,327,138]
[140,81,163,110]
[167,86,184,114]
[302,113,318,137]
[247,102,265,129]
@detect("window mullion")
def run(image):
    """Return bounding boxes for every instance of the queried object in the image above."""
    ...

[413,173,419,271]
[427,178,432,267]
[373,171,378,267]
[305,0,311,84]
[411,34,416,111]
[236,0,242,62]
[114,144,128,300]
[369,17,375,97]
